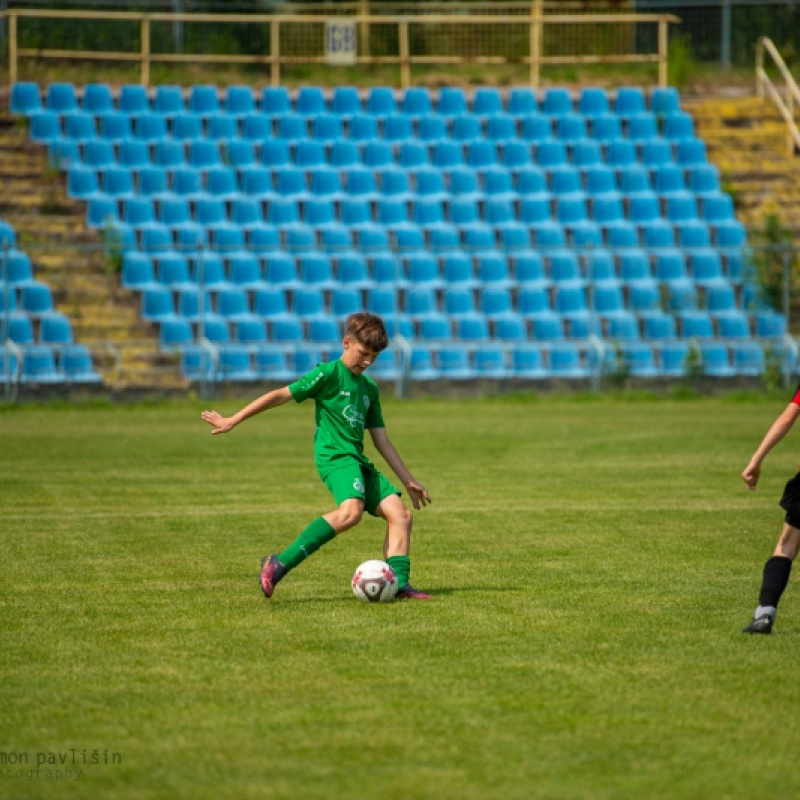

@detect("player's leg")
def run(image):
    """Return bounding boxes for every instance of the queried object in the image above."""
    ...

[743,520,800,634]
[374,490,432,600]
[259,464,367,598]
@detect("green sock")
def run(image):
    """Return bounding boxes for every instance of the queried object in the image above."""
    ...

[386,555,410,589]
[278,517,336,572]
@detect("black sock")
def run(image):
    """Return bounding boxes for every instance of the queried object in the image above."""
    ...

[759,556,793,609]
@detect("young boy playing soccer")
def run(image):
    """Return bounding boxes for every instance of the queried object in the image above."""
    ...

[201,312,433,600]
[741,382,800,633]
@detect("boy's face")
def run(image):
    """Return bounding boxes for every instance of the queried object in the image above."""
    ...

[341,335,380,375]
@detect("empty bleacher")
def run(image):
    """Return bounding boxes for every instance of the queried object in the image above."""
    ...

[7,80,789,384]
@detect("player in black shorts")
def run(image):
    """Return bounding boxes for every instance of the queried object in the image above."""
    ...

[741,381,800,633]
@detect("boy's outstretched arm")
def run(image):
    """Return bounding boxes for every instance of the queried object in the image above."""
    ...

[202,387,293,434]
[743,402,800,490]
[368,427,431,510]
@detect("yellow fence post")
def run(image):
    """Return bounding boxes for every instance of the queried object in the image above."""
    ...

[399,20,410,88]
[658,18,668,88]
[141,16,150,86]
[271,19,280,86]
[9,13,17,86]
[530,0,542,90]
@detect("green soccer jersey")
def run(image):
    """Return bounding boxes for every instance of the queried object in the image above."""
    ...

[288,359,386,478]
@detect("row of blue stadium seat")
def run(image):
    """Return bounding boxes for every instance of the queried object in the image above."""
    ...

[63,162,725,204]
[79,191,738,233]
[48,136,711,178]
[114,248,751,293]
[177,339,779,384]
[91,215,746,262]
[0,344,102,384]
[41,130,709,173]
[149,303,785,348]
[12,82,683,121]
[29,110,697,149]
[0,310,73,345]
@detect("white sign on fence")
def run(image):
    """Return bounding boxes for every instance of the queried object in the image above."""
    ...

[325,20,357,65]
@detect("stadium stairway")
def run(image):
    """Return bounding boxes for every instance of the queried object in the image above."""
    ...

[685,96,800,232]
[0,108,188,390]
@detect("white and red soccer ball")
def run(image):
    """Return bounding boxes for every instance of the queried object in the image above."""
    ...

[351,560,398,603]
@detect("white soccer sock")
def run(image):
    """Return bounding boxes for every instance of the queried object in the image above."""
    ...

[755,605,777,620]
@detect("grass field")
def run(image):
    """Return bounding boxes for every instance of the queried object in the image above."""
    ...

[3,392,800,800]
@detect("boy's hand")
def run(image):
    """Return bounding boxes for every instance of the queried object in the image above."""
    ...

[406,480,431,510]
[201,410,236,435]
[742,462,761,490]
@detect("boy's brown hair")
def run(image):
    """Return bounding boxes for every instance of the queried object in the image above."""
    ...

[345,312,389,353]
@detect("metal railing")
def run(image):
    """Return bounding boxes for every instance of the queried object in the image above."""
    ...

[756,36,800,158]
[2,8,680,89]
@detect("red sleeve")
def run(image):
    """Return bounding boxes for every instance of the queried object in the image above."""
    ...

[792,383,800,405]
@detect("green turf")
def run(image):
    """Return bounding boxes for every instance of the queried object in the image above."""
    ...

[2,394,800,800]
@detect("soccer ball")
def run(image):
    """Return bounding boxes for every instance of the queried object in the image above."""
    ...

[351,560,398,603]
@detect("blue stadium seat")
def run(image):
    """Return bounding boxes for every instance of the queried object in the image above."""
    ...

[330,140,362,169]
[642,138,674,170]
[39,311,74,345]
[556,113,587,145]
[688,163,721,196]
[153,85,184,117]
[732,341,765,376]
[29,111,61,144]
[701,342,735,377]
[676,137,707,167]
[520,114,553,144]
[159,316,194,350]
[208,113,238,141]
[330,86,361,118]
[402,87,432,119]
[663,112,695,141]
[508,88,538,118]
[650,87,682,117]
[486,115,517,145]
[680,310,714,339]
[619,164,652,195]
[605,138,638,169]
[518,287,556,321]
[457,314,491,341]
[472,87,503,118]
[689,249,726,286]
[367,288,399,316]
[451,114,483,146]
[11,81,42,115]
[479,288,514,320]
[755,310,787,338]
[641,310,677,340]
[579,88,610,119]
[438,346,475,380]
[118,84,149,117]
[21,345,64,384]
[542,88,573,117]
[591,113,623,143]
[614,87,646,118]
[659,341,690,376]
[82,139,117,170]
[550,344,589,377]
[62,344,103,383]
[262,87,291,119]
[474,347,510,378]
[225,85,256,118]
[240,113,271,142]
[349,113,380,143]
[406,288,440,320]
[171,112,203,141]
[717,311,751,338]
[46,82,78,114]
[627,113,658,142]
[64,110,97,142]
[436,87,468,119]
[399,141,429,169]
[276,113,308,145]
[141,285,175,321]
[418,316,452,342]
[216,344,259,382]
[186,85,219,118]
[623,343,659,376]
[512,346,548,378]
[116,139,149,170]
[67,165,100,200]
[618,249,654,285]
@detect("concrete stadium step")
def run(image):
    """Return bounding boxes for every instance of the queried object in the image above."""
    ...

[0,110,185,390]
[685,95,800,231]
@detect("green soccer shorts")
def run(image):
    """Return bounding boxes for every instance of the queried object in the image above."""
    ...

[322,458,400,516]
